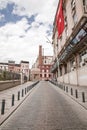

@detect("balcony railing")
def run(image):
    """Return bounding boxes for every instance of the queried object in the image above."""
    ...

[51,61,58,73]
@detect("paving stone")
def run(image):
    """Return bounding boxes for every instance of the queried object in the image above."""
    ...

[1,81,87,130]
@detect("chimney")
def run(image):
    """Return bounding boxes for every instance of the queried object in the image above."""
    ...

[39,45,42,66]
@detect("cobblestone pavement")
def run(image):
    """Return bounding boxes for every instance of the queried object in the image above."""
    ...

[0,81,87,130]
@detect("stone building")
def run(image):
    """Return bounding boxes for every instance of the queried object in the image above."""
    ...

[51,0,87,86]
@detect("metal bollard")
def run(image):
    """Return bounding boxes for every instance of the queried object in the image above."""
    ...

[12,94,15,106]
[27,87,28,92]
[22,89,24,97]
[61,85,63,89]
[25,88,26,95]
[66,86,68,93]
[64,86,65,91]
[18,91,20,100]
[82,92,85,103]
[71,88,73,95]
[75,89,78,98]
[1,99,5,115]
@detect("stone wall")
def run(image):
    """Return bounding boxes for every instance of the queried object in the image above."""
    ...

[0,80,20,91]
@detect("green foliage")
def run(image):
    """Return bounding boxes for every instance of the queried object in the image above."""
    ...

[0,70,20,81]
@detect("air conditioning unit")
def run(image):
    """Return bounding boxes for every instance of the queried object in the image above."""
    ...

[84,5,87,13]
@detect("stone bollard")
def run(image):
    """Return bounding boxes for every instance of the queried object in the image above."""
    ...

[18,91,20,100]
[82,92,85,103]
[1,99,5,115]
[75,89,78,98]
[12,94,15,106]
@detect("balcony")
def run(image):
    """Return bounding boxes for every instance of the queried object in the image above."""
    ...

[58,18,87,64]
[50,61,58,73]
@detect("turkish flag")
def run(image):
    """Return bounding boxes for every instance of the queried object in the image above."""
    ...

[56,0,64,38]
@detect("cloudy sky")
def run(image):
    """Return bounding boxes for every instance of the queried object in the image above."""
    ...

[0,0,58,68]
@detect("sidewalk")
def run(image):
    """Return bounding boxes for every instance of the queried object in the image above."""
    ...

[0,81,39,125]
[49,80,87,110]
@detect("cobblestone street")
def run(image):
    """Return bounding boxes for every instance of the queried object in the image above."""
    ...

[0,81,87,130]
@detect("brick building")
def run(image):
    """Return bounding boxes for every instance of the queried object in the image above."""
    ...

[31,45,53,81]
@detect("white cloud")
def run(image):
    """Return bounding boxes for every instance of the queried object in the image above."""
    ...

[0,0,59,68]
[0,18,29,37]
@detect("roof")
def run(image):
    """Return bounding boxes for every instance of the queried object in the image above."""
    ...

[0,62,8,65]
[21,61,29,64]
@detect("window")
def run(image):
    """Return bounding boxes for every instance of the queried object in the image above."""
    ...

[71,0,76,10]
[83,0,87,5]
[70,58,74,67]
[79,48,87,63]
[64,64,67,74]
[40,74,42,78]
[59,66,62,76]
[49,74,51,77]
[45,60,46,63]
[44,74,46,78]
[64,8,68,39]
[44,69,46,72]
[71,0,78,25]
[83,0,85,5]
[83,0,87,13]
[72,11,78,25]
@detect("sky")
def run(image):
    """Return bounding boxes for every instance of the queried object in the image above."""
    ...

[0,0,58,68]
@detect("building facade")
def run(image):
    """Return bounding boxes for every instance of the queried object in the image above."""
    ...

[8,60,15,72]
[0,60,29,81]
[51,0,87,86]
[31,45,53,81]
[20,61,29,81]
[0,61,21,80]
[0,63,8,71]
